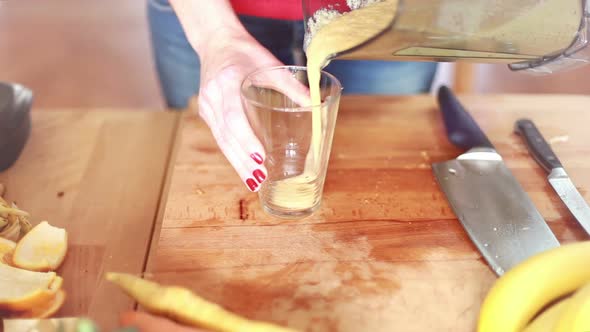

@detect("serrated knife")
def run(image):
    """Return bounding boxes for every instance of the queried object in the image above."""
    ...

[515,119,590,236]
[432,86,560,276]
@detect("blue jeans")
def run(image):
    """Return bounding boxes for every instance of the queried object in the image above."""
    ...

[147,0,438,109]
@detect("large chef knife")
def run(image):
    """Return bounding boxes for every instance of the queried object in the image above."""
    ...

[515,119,590,236]
[432,86,560,276]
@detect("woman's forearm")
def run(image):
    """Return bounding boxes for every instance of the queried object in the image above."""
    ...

[168,0,248,54]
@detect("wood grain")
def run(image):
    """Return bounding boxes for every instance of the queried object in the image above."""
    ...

[0,111,179,330]
[151,94,590,332]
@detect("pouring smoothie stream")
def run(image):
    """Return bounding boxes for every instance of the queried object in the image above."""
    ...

[265,0,398,212]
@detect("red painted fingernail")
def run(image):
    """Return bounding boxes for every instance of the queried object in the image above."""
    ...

[253,169,266,183]
[250,152,264,165]
[246,178,258,191]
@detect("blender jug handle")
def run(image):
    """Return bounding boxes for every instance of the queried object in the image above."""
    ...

[509,0,590,74]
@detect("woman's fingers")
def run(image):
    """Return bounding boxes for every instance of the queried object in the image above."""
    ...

[199,78,267,192]
[216,67,268,181]
[216,67,267,159]
[243,68,312,107]
[119,311,206,332]
[223,108,268,190]
[264,68,312,107]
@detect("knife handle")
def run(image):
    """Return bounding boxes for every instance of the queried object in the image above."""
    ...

[515,119,562,172]
[436,86,495,150]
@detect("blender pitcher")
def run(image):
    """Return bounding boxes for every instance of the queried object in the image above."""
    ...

[303,0,590,74]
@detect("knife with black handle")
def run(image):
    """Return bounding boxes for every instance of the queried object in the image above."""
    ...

[437,85,494,150]
[515,119,590,236]
[432,86,559,276]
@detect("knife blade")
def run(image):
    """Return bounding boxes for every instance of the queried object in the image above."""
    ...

[432,86,560,276]
[515,118,590,236]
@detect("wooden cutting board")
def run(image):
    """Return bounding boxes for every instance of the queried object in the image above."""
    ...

[0,111,179,330]
[151,94,588,332]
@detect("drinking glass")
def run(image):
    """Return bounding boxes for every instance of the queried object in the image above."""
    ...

[241,66,342,219]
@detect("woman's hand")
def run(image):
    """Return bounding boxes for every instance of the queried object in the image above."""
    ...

[168,1,311,192]
[196,31,282,192]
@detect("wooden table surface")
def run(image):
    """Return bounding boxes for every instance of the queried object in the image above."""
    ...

[148,95,590,332]
[0,110,179,330]
[2,96,589,331]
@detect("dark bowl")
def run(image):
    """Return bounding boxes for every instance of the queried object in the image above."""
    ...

[0,82,33,172]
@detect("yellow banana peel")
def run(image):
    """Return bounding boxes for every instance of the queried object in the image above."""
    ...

[478,241,590,332]
[554,281,590,332]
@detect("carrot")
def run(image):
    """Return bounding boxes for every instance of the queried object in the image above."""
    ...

[106,273,299,332]
[120,311,205,332]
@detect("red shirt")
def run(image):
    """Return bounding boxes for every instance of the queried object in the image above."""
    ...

[230,0,304,20]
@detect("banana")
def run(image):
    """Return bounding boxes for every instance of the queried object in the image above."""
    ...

[521,297,571,332]
[477,241,590,332]
[554,281,590,332]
